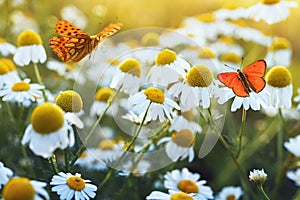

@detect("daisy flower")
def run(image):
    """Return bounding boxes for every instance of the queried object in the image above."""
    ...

[146,190,200,200]
[50,172,97,200]
[0,58,21,88]
[0,161,13,189]
[128,87,180,122]
[170,109,202,134]
[284,135,300,157]
[163,168,214,199]
[21,102,75,158]
[0,79,44,104]
[148,49,190,87]
[13,30,47,66]
[287,168,300,186]
[262,107,300,120]
[118,160,151,177]
[265,66,293,108]
[249,169,268,185]
[216,186,243,200]
[2,177,49,200]
[247,0,298,24]
[60,5,87,29]
[0,37,16,56]
[214,4,249,20]
[55,90,84,129]
[90,87,115,116]
[265,37,292,67]
[168,65,216,111]
[210,37,244,60]
[158,129,195,162]
[110,58,142,94]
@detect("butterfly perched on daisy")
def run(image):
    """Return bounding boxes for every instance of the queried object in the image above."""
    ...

[49,20,122,62]
[217,60,267,97]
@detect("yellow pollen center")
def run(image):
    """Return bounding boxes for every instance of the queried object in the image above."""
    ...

[118,58,141,77]
[1,58,16,71]
[141,32,160,46]
[2,177,35,200]
[95,88,114,102]
[55,90,83,113]
[0,61,10,75]
[155,49,177,65]
[197,12,215,23]
[266,66,292,88]
[80,151,88,158]
[186,65,213,87]
[229,19,248,28]
[198,48,215,59]
[65,63,76,71]
[219,36,235,44]
[220,52,241,64]
[66,176,86,191]
[181,109,194,122]
[172,129,194,147]
[269,37,291,51]
[18,30,43,46]
[98,140,115,150]
[226,194,236,200]
[170,192,193,200]
[144,87,165,104]
[261,0,280,5]
[0,37,5,43]
[31,103,64,134]
[177,180,199,193]
[12,82,30,92]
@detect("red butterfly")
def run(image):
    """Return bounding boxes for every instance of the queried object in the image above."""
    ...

[217,60,266,97]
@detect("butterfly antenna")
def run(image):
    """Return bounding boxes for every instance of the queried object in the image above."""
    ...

[224,64,236,70]
[240,56,245,69]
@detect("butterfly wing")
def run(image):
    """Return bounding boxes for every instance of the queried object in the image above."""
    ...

[96,22,123,41]
[242,60,266,93]
[55,20,89,38]
[218,72,249,97]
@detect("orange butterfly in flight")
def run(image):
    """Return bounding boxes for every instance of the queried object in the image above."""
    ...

[217,60,267,97]
[49,20,122,62]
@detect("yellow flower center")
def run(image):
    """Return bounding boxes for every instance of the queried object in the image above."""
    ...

[12,81,30,92]
[18,30,43,47]
[266,66,292,88]
[95,87,114,102]
[229,19,248,28]
[0,37,5,43]
[170,192,193,200]
[31,103,64,134]
[219,36,235,44]
[55,90,83,113]
[141,32,160,46]
[1,58,16,71]
[261,0,280,5]
[2,177,35,200]
[198,48,215,59]
[65,63,76,71]
[66,176,86,191]
[186,65,213,87]
[172,129,195,147]
[220,52,241,64]
[226,194,236,200]
[98,140,115,150]
[118,58,141,77]
[197,12,215,23]
[177,180,199,193]
[144,87,165,104]
[181,109,194,122]
[268,37,291,51]
[0,61,10,75]
[155,49,177,65]
[80,151,88,158]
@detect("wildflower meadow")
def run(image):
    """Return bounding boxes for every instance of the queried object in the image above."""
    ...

[1,0,300,199]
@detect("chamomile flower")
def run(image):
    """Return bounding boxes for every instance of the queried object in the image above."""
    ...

[170,109,202,134]
[13,30,47,66]
[163,168,214,199]
[0,79,44,104]
[286,168,300,186]
[249,169,268,185]
[265,66,292,108]
[214,5,249,20]
[55,90,84,129]
[2,177,49,200]
[247,0,298,24]
[0,58,20,88]
[110,58,142,94]
[148,49,190,86]
[0,38,16,56]
[169,65,215,111]
[146,190,199,200]
[128,87,180,122]
[50,172,97,200]
[158,129,195,162]
[118,160,151,176]
[265,37,292,67]
[0,161,13,189]
[284,135,300,157]
[215,186,243,200]
[21,102,75,158]
[90,87,115,116]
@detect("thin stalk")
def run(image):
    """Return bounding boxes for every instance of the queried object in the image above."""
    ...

[64,148,69,172]
[236,108,247,159]
[33,63,48,102]
[49,154,59,174]
[258,184,271,200]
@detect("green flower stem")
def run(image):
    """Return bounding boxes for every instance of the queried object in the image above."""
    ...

[33,63,48,102]
[70,88,120,166]
[236,108,247,159]
[64,148,69,172]
[5,102,16,125]
[258,184,271,200]
[49,154,59,174]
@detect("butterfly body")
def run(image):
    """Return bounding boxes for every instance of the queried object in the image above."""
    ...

[217,60,266,97]
[49,20,122,62]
